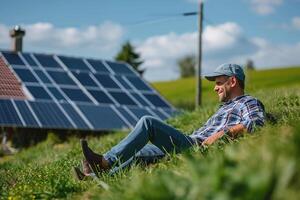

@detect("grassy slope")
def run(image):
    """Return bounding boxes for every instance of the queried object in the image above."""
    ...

[152,67,300,109]
[0,67,300,199]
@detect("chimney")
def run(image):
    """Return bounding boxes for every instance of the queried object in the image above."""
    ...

[9,25,25,52]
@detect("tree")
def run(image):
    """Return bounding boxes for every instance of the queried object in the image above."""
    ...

[245,59,255,70]
[178,55,196,78]
[115,41,145,75]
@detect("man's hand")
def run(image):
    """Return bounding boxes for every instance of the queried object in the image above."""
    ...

[201,124,246,146]
[202,131,224,146]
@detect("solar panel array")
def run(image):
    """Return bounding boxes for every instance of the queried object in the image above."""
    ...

[0,51,176,131]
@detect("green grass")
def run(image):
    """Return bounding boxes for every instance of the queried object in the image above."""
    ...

[152,67,300,110]
[0,67,300,199]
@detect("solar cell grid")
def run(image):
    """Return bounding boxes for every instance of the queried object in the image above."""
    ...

[114,75,132,90]
[47,71,77,85]
[27,86,52,100]
[126,76,152,91]
[14,68,39,83]
[58,56,90,71]
[129,107,153,119]
[72,71,98,87]
[1,52,25,66]
[87,89,114,104]
[29,101,73,129]
[109,91,137,106]
[78,104,128,130]
[61,88,91,103]
[60,102,89,129]
[14,100,39,127]
[131,92,150,107]
[33,69,52,84]
[105,61,135,75]
[22,53,38,66]
[0,50,175,131]
[143,93,170,108]
[86,59,110,73]
[48,87,66,101]
[34,54,62,69]
[0,99,22,126]
[93,74,120,89]
[116,107,137,126]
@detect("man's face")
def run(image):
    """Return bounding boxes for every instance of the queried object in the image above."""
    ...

[214,76,232,102]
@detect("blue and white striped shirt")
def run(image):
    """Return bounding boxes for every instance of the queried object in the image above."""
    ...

[190,95,265,141]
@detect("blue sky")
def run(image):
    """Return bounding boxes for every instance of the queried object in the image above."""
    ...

[1,0,300,81]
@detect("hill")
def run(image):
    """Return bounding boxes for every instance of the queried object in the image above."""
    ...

[0,67,299,199]
[152,67,300,110]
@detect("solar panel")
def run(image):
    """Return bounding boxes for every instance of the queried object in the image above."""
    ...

[34,54,62,69]
[72,71,98,87]
[126,76,152,91]
[86,59,110,73]
[1,51,25,66]
[14,100,39,127]
[87,89,114,104]
[29,101,73,129]
[61,88,92,103]
[47,87,66,101]
[60,102,90,129]
[78,104,128,130]
[22,53,38,66]
[115,107,137,126]
[27,86,52,100]
[0,99,23,126]
[14,68,39,83]
[109,91,137,106]
[143,93,171,108]
[0,50,177,132]
[93,74,120,89]
[58,56,90,71]
[106,61,135,75]
[33,69,52,84]
[47,71,77,85]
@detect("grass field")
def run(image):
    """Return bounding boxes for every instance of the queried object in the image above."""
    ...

[0,67,300,199]
[152,67,300,110]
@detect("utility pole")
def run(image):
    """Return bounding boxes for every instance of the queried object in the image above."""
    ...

[196,1,203,108]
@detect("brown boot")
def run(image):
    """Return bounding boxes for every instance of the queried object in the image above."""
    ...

[80,139,110,175]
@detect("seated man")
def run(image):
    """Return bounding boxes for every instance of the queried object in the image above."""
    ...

[75,63,265,178]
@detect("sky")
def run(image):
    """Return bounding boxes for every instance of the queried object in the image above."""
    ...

[0,0,300,81]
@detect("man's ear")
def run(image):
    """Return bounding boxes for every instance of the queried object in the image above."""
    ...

[230,76,237,88]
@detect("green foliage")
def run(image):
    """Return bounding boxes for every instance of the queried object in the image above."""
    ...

[178,55,196,78]
[0,67,299,199]
[115,41,144,75]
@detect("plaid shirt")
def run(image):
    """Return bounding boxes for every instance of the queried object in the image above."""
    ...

[190,95,265,142]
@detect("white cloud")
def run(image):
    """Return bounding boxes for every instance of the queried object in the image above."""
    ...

[0,21,124,58]
[247,39,300,68]
[137,22,258,81]
[292,16,300,30]
[250,0,283,15]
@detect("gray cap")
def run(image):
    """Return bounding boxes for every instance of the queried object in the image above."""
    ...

[204,63,245,81]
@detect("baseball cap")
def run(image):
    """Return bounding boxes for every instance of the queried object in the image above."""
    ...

[204,63,245,81]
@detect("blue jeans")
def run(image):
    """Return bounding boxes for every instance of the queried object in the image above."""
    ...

[103,116,196,174]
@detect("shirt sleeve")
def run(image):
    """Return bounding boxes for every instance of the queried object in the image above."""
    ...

[240,98,265,133]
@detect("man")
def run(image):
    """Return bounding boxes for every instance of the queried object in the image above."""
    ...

[74,63,265,179]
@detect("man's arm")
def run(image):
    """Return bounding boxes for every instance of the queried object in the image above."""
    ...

[202,124,246,146]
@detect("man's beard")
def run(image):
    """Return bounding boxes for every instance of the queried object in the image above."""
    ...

[219,89,230,102]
